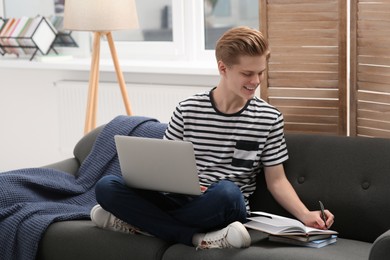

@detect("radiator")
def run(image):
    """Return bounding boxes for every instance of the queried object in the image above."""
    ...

[55,80,210,155]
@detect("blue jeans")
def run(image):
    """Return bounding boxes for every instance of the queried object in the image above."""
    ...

[95,175,247,246]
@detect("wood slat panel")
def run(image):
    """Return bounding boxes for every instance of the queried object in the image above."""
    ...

[358,119,390,131]
[269,72,339,80]
[270,37,338,47]
[270,46,339,55]
[357,65,390,76]
[358,73,390,86]
[357,11,390,22]
[358,3,390,13]
[270,98,339,108]
[269,79,338,88]
[357,20,390,30]
[356,0,390,109]
[262,0,346,135]
[358,108,390,121]
[269,21,338,31]
[285,123,338,134]
[357,37,390,48]
[358,101,390,113]
[358,29,390,37]
[269,29,337,38]
[358,46,390,56]
[268,3,338,13]
[284,115,338,124]
[270,54,339,64]
[268,88,338,98]
[269,0,336,4]
[269,63,338,72]
[358,56,390,67]
[357,127,390,138]
[357,81,390,93]
[359,0,389,2]
[266,12,338,22]
[278,106,338,116]
[357,91,390,104]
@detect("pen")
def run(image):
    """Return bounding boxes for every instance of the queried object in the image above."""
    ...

[319,200,328,228]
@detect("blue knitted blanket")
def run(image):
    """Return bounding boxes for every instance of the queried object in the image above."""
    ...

[0,115,167,260]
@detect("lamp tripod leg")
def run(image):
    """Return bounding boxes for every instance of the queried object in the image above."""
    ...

[84,32,101,134]
[106,32,133,116]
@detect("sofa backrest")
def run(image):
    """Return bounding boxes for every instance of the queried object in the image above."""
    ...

[250,133,390,243]
[73,125,105,165]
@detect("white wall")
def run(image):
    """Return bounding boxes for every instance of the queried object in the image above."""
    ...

[0,68,85,172]
[0,62,218,172]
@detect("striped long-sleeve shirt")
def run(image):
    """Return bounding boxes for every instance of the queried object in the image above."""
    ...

[164,88,288,211]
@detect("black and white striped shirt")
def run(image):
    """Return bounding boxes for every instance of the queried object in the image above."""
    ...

[164,89,288,211]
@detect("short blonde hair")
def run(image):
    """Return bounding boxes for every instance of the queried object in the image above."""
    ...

[215,26,270,67]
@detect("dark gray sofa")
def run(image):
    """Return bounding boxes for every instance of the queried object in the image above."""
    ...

[37,123,390,260]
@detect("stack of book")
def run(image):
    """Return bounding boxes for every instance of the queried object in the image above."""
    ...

[0,16,57,59]
[268,234,337,248]
[244,211,338,248]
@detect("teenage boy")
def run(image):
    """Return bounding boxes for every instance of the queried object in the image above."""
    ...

[91,26,334,249]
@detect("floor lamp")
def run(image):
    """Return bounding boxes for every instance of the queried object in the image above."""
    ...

[64,0,139,134]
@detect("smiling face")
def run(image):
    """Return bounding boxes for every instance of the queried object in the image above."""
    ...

[224,54,267,99]
[213,26,270,114]
[214,54,267,113]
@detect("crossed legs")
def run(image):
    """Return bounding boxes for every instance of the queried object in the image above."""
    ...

[95,175,247,246]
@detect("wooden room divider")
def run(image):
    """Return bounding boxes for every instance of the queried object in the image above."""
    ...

[350,0,390,138]
[259,0,347,135]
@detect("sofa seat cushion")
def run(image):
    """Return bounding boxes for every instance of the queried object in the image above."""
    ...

[37,220,171,260]
[161,230,371,260]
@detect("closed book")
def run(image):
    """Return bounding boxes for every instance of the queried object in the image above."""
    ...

[0,18,16,53]
[269,235,337,248]
[0,18,5,54]
[20,17,42,54]
[273,233,332,242]
[16,18,33,54]
[0,18,5,32]
[9,17,29,55]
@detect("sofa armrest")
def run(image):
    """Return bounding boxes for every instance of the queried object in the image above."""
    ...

[41,158,80,176]
[369,229,390,260]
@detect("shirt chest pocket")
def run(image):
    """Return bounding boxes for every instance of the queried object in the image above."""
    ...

[231,140,259,168]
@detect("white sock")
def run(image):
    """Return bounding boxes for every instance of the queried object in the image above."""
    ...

[192,233,205,246]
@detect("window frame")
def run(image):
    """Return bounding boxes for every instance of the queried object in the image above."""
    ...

[98,0,216,62]
[0,0,252,66]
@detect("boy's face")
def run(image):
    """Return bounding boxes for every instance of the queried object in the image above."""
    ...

[219,54,267,101]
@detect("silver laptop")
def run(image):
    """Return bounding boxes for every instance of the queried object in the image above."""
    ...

[114,135,201,196]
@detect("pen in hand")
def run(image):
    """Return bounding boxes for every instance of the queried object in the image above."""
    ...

[319,200,328,229]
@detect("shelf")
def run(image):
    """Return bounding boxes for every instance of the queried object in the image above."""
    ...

[0,57,219,76]
[0,15,78,60]
[0,16,57,60]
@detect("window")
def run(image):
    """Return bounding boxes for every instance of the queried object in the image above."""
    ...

[113,0,173,42]
[100,0,185,60]
[100,0,260,62]
[204,0,259,50]
[0,0,260,63]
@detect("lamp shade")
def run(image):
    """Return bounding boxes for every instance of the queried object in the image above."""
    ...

[63,0,139,32]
